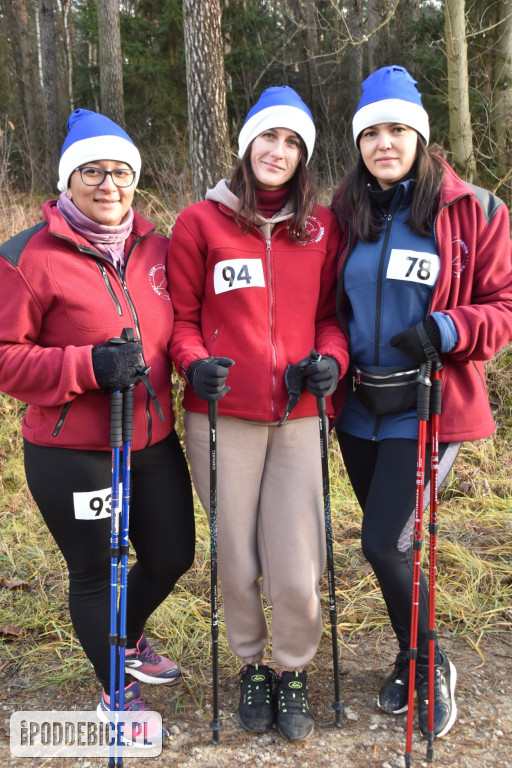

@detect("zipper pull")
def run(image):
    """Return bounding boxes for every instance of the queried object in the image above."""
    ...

[352,368,360,391]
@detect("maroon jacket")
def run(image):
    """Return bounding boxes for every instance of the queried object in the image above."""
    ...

[335,159,512,442]
[168,181,349,422]
[0,200,175,450]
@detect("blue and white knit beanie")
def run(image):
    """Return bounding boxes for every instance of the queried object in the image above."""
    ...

[57,109,142,192]
[238,85,316,164]
[352,66,430,147]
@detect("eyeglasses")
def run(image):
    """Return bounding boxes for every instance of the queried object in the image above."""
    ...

[75,166,136,188]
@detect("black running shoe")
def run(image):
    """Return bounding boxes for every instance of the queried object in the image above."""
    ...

[238,664,275,732]
[416,651,457,738]
[275,670,314,742]
[377,651,410,714]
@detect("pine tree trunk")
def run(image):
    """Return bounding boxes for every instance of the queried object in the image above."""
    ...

[38,0,61,191]
[3,0,44,173]
[444,0,477,181]
[183,0,230,202]
[97,0,125,127]
[493,0,512,205]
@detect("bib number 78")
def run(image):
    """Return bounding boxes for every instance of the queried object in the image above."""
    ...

[387,249,440,287]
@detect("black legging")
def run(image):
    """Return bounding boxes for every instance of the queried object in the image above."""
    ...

[336,431,458,663]
[24,430,195,690]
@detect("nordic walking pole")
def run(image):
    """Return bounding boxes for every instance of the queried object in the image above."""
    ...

[310,350,343,728]
[116,385,134,765]
[426,360,442,763]
[405,360,432,768]
[208,400,222,744]
[109,389,123,768]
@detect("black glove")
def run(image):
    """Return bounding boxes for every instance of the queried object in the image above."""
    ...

[92,341,144,392]
[303,355,340,397]
[186,356,235,402]
[390,316,441,364]
[278,360,309,425]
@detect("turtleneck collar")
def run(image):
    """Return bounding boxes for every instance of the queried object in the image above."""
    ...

[255,185,291,218]
[368,169,417,213]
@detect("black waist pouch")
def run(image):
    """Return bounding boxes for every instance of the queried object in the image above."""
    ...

[351,365,420,416]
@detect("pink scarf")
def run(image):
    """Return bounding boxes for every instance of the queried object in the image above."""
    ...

[57,192,134,276]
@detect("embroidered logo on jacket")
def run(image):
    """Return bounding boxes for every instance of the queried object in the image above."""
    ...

[296,216,325,246]
[451,237,469,278]
[149,264,170,300]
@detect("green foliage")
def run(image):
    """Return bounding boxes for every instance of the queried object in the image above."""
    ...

[121,0,188,139]
[222,0,280,129]
[71,0,100,112]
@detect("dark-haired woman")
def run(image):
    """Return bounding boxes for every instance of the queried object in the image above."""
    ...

[331,65,512,740]
[168,86,349,742]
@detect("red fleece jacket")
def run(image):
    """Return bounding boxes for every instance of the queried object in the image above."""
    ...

[0,200,175,450]
[168,189,349,423]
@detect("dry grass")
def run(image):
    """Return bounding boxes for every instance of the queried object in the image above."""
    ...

[0,196,511,697]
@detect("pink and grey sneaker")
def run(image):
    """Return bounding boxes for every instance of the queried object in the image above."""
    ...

[97,680,168,746]
[124,633,180,685]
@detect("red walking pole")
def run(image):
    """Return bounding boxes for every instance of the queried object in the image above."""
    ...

[426,362,442,762]
[405,361,432,768]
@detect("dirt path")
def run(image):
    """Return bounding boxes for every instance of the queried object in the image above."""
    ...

[2,630,511,768]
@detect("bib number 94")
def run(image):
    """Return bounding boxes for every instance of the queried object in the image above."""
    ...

[214,259,265,294]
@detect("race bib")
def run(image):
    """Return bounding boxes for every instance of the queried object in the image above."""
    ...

[213,259,265,294]
[386,249,440,287]
[73,485,122,520]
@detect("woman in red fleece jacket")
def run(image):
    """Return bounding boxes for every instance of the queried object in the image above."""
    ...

[168,86,349,742]
[0,109,195,739]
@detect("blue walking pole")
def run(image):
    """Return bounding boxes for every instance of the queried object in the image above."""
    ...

[116,387,134,764]
[109,390,123,768]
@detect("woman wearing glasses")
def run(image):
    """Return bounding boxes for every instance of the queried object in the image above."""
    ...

[0,109,194,737]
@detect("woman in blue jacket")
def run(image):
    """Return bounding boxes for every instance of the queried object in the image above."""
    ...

[331,65,512,741]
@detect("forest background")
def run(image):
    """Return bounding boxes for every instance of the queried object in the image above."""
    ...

[1,0,512,208]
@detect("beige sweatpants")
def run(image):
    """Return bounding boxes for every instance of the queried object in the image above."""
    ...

[184,412,326,670]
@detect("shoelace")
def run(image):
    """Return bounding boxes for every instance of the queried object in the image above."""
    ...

[243,666,272,705]
[133,643,160,664]
[278,678,308,713]
[104,689,148,712]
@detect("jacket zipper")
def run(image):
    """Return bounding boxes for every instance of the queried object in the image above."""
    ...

[53,401,72,437]
[123,236,152,446]
[97,262,123,314]
[264,236,278,420]
[374,211,396,363]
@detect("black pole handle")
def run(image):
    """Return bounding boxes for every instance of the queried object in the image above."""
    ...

[122,388,134,443]
[417,361,432,421]
[110,392,123,448]
[430,359,442,417]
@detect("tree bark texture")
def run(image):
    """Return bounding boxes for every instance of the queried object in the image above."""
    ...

[183,0,230,202]
[493,0,512,202]
[444,0,477,180]
[3,0,44,162]
[38,0,60,189]
[97,0,125,127]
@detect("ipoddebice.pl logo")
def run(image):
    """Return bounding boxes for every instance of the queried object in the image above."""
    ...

[10,711,162,757]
